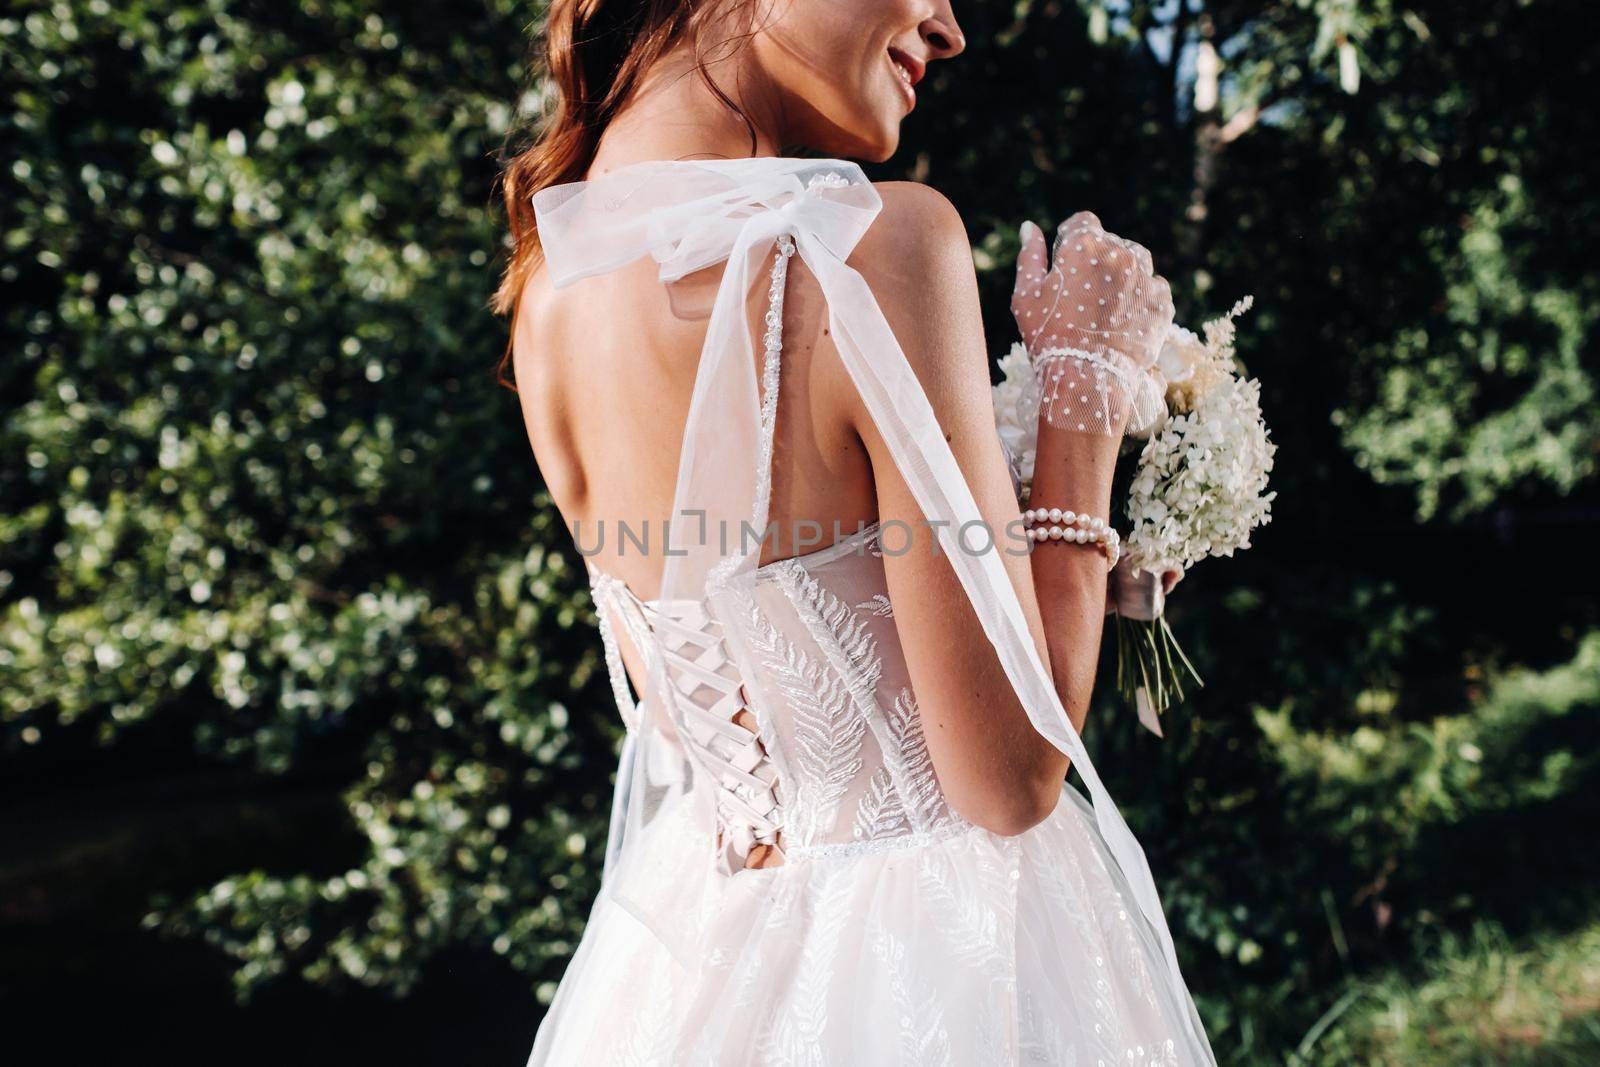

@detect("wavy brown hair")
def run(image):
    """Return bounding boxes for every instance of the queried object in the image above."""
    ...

[492,0,760,391]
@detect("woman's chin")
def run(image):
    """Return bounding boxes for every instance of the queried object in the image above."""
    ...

[841,119,901,163]
[795,108,901,163]
[863,132,900,163]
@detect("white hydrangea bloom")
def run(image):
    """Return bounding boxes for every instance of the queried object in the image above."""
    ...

[992,341,1040,496]
[1124,371,1277,575]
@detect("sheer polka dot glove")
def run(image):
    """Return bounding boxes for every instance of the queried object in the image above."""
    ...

[1010,212,1174,437]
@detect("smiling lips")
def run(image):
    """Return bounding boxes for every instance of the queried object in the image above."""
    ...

[887,47,924,110]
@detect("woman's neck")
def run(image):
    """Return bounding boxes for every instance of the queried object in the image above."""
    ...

[586,38,789,177]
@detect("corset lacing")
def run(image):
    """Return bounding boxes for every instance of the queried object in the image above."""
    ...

[650,602,785,873]
[589,570,785,874]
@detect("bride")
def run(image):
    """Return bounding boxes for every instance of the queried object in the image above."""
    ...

[499,1,1215,1063]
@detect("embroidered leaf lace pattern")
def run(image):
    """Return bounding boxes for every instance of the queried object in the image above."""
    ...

[851,688,940,842]
[741,581,866,845]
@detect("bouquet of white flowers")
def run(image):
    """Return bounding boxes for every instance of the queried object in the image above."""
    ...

[995,296,1275,733]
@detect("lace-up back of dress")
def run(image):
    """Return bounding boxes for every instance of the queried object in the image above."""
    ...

[588,573,786,872]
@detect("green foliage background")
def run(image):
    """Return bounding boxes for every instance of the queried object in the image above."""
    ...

[3,1,1597,1063]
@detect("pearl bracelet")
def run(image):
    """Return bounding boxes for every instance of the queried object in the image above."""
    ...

[1022,507,1122,570]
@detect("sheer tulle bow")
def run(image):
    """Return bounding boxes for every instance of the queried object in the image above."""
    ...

[648,174,876,285]
[538,162,877,289]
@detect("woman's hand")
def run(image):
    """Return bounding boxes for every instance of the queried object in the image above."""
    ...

[1010,213,1174,437]
[1105,559,1185,619]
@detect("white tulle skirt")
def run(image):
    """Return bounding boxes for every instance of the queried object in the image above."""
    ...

[527,786,1209,1066]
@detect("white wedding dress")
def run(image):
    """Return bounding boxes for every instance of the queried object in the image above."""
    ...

[525,158,1216,1066]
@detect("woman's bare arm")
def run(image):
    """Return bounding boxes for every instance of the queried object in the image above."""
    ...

[840,183,1118,835]
[1027,423,1120,735]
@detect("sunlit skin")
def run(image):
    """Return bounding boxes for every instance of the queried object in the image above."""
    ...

[587,0,962,168]
[515,0,1175,861]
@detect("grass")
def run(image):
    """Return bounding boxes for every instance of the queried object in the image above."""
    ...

[1295,920,1600,1066]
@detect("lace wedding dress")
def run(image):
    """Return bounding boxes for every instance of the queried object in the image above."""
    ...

[525,157,1216,1065]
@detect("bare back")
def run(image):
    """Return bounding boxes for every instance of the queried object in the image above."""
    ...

[512,220,877,603]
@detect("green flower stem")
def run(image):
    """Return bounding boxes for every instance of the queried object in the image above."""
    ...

[1114,612,1204,721]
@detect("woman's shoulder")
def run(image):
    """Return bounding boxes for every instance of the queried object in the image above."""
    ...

[853,180,976,290]
[846,180,984,367]
[861,179,970,257]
